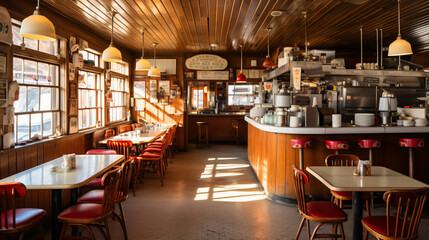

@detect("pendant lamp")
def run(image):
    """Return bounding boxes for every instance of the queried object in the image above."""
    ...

[236,45,247,83]
[388,0,412,57]
[20,0,56,41]
[136,29,151,71]
[263,28,274,68]
[148,43,161,77]
[102,12,122,62]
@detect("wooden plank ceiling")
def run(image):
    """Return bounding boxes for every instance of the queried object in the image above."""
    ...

[40,0,429,55]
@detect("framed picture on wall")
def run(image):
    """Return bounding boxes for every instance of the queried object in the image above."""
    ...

[69,116,78,134]
[69,99,77,115]
[149,79,158,103]
[184,71,194,79]
[134,81,146,98]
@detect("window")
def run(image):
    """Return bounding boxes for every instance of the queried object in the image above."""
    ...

[109,77,129,122]
[227,84,258,106]
[13,57,60,142]
[78,70,104,129]
[79,50,100,67]
[192,89,204,109]
[12,21,57,55]
[110,62,128,75]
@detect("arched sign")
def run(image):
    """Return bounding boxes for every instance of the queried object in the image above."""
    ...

[0,7,12,45]
[185,54,228,70]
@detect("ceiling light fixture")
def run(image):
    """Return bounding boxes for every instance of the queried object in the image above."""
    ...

[148,43,161,77]
[136,29,151,71]
[210,43,218,48]
[270,10,283,17]
[388,0,412,70]
[236,45,247,83]
[20,0,56,41]
[102,12,122,62]
[263,28,273,68]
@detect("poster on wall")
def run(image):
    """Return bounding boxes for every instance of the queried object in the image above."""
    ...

[0,78,7,107]
[134,81,146,98]
[69,117,78,134]
[69,99,77,115]
[0,53,6,73]
[158,80,170,104]
[0,7,12,45]
[68,63,75,81]
[149,79,158,103]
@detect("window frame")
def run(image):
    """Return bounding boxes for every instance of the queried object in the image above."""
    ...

[108,72,129,123]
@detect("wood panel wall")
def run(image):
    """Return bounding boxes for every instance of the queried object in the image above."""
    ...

[248,124,429,201]
[188,115,247,144]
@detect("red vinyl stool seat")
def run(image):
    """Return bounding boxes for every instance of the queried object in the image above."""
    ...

[325,140,350,155]
[358,139,381,165]
[399,138,424,178]
[86,149,117,155]
[291,139,312,169]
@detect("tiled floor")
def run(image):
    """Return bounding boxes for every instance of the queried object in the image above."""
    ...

[61,144,429,239]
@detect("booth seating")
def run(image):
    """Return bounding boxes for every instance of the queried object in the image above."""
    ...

[399,138,424,178]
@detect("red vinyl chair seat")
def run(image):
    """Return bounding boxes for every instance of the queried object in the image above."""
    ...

[58,203,103,220]
[85,178,102,188]
[78,190,104,204]
[306,201,347,219]
[0,208,46,228]
[362,216,409,236]
[86,149,117,155]
[149,142,162,145]
[138,152,161,160]
[144,147,162,153]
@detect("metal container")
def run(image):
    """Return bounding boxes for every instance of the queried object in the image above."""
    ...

[275,108,287,126]
[274,84,292,108]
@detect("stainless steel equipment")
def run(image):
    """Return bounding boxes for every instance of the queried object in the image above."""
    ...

[274,83,291,108]
[275,108,287,126]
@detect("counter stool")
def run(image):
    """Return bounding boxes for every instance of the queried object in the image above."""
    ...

[399,138,424,178]
[232,119,243,145]
[197,122,209,148]
[325,140,350,155]
[358,139,381,165]
[291,139,313,170]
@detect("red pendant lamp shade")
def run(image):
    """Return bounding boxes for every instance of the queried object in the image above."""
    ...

[263,28,274,68]
[236,44,247,83]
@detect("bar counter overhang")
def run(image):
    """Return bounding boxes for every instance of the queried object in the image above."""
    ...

[245,116,429,202]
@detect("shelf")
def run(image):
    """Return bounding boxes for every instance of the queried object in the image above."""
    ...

[262,61,323,81]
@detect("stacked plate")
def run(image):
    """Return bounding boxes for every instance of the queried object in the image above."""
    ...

[355,113,375,127]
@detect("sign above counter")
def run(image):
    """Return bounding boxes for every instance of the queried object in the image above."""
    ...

[197,71,229,80]
[186,54,228,70]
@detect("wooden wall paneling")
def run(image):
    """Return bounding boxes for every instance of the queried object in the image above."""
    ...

[0,154,8,179]
[265,132,277,194]
[275,133,287,197]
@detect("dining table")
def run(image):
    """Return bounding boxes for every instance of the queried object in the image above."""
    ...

[0,154,125,240]
[306,166,429,240]
[99,128,168,145]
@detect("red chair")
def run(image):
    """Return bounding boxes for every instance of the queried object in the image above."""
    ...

[86,149,117,155]
[325,154,371,216]
[107,140,133,161]
[58,167,121,240]
[325,140,350,155]
[105,129,115,139]
[118,125,132,134]
[362,188,428,240]
[399,138,424,178]
[78,159,135,240]
[0,182,46,240]
[292,165,347,240]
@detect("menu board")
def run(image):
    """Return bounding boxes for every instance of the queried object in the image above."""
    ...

[196,71,229,80]
[185,54,228,70]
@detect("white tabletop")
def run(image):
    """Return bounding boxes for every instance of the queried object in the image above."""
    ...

[306,166,429,192]
[0,155,125,189]
[99,129,167,145]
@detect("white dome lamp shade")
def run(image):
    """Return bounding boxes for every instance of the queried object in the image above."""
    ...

[148,43,161,77]
[102,12,122,63]
[388,0,412,70]
[20,0,56,41]
[136,28,151,71]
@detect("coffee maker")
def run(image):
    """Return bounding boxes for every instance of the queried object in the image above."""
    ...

[378,90,397,126]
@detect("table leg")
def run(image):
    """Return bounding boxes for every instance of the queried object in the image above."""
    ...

[52,189,62,240]
[70,188,78,205]
[353,191,363,240]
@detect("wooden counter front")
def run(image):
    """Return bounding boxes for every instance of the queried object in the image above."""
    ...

[188,114,247,144]
[247,123,429,202]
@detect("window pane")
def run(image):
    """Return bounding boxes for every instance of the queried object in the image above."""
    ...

[24,60,37,84]
[27,87,39,111]
[43,112,52,136]
[52,88,59,110]
[79,71,87,88]
[50,65,59,86]
[38,62,49,85]
[90,109,96,127]
[87,73,95,89]
[24,37,38,51]
[13,58,23,83]
[31,113,42,138]
[78,110,83,129]
[17,114,29,142]
[81,90,88,108]
[15,86,26,112]
[82,109,89,129]
[39,40,56,55]
[89,90,96,107]
[40,87,52,111]
[12,25,22,45]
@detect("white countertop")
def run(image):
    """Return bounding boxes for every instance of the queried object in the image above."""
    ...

[0,154,125,189]
[245,116,429,135]
[306,166,428,192]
